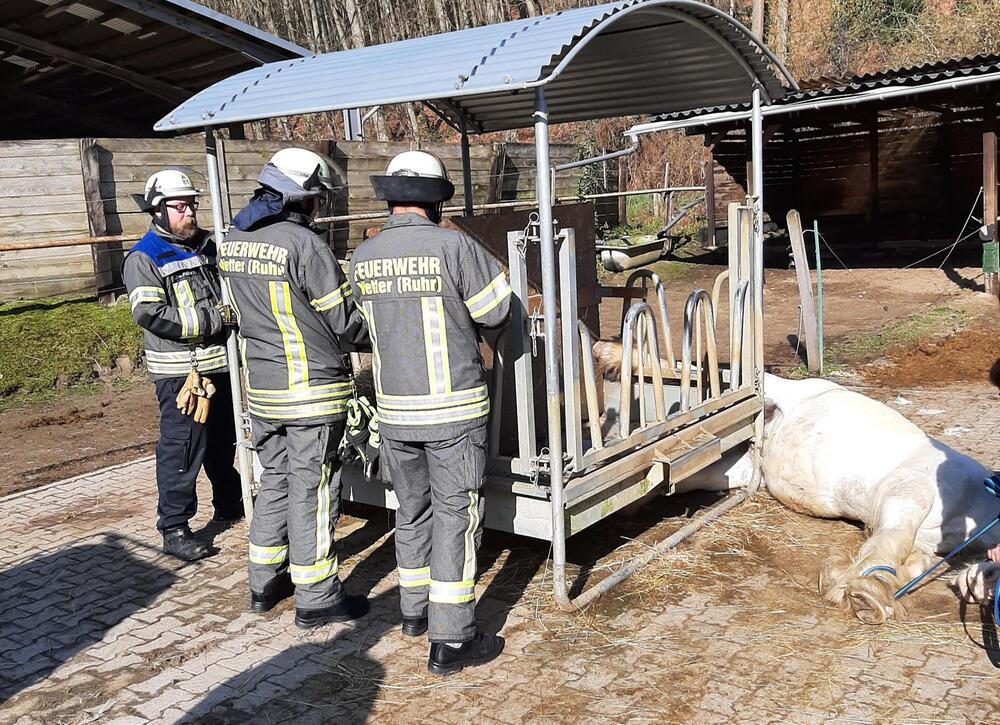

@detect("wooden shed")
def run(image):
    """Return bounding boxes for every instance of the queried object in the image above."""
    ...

[663,55,1000,266]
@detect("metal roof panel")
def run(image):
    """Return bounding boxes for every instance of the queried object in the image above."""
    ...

[156,0,792,133]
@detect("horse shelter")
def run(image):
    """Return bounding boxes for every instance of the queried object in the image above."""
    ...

[154,0,796,610]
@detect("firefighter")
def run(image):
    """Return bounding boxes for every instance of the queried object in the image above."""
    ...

[123,169,243,562]
[220,148,369,629]
[350,150,511,675]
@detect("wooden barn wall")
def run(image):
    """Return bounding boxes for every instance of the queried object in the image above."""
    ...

[1,138,579,302]
[710,105,991,259]
[0,140,93,300]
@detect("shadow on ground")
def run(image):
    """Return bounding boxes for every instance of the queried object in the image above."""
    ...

[0,534,178,704]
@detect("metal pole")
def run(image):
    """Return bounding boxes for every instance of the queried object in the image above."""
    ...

[813,219,824,375]
[749,86,766,492]
[534,88,572,611]
[460,121,474,217]
[205,128,255,522]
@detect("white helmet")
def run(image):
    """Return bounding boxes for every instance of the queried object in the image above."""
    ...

[268,147,338,192]
[385,150,450,181]
[140,168,200,209]
[371,150,454,204]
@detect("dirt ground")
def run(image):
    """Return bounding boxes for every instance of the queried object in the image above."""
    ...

[1,263,996,499]
[0,383,159,498]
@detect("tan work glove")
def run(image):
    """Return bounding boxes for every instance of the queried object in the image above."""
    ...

[192,377,217,425]
[176,370,200,416]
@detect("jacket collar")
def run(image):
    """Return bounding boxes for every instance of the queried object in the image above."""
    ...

[382,212,438,230]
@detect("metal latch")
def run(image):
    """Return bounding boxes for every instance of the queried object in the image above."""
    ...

[528,308,545,356]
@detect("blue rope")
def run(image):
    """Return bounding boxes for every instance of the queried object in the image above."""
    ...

[894,515,1000,600]
[861,565,897,581]
[995,575,1000,628]
[895,475,1000,609]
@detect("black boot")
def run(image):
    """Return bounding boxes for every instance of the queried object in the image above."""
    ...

[294,595,369,629]
[161,525,211,562]
[250,573,294,613]
[211,508,245,525]
[401,615,428,637]
[427,633,504,676]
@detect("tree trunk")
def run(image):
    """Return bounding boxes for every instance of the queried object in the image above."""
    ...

[751,0,765,40]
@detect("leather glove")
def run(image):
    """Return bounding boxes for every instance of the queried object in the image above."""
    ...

[193,377,216,425]
[176,370,199,416]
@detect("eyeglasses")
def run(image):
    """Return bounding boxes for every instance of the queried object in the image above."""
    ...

[165,201,199,213]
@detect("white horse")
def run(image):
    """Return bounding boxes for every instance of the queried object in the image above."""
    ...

[695,374,1000,624]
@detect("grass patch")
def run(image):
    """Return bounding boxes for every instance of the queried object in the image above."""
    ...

[783,306,969,379]
[0,295,143,406]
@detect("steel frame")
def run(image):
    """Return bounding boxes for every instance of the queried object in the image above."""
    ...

[196,19,771,612]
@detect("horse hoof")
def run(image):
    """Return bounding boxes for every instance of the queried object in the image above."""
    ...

[849,590,890,625]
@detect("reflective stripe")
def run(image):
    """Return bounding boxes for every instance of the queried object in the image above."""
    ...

[420,296,451,395]
[247,398,351,420]
[377,398,489,426]
[378,385,487,410]
[310,282,352,312]
[269,281,309,389]
[290,557,338,585]
[160,256,206,277]
[246,382,352,420]
[129,286,166,311]
[429,579,476,604]
[360,302,384,395]
[465,273,512,320]
[249,543,288,565]
[429,491,479,605]
[315,459,331,564]
[172,280,200,340]
[144,346,227,374]
[398,566,431,587]
[246,381,352,401]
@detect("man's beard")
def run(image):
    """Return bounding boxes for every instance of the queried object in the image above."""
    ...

[171,216,199,241]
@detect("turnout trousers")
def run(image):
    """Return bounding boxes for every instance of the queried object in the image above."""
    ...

[248,419,346,610]
[153,373,242,532]
[382,425,487,643]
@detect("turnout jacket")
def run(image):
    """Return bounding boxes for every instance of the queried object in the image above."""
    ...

[348,213,512,441]
[123,227,227,381]
[219,212,366,424]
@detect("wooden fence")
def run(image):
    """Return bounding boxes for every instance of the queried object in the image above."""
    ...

[0,138,579,301]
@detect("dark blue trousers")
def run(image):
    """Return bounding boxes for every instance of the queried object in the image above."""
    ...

[153,373,243,531]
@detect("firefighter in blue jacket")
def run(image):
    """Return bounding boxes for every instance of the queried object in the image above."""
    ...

[123,169,243,561]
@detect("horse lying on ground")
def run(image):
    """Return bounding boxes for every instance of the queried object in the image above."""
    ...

[701,374,1000,624]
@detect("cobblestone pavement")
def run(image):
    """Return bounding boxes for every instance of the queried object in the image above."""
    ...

[2,381,999,724]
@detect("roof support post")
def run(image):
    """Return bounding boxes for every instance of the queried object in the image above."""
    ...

[533,88,571,611]
[205,128,255,523]
[460,120,474,217]
[983,99,999,298]
[749,85,765,492]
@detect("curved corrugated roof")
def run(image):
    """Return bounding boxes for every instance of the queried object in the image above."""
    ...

[156,0,793,133]
[651,53,1000,124]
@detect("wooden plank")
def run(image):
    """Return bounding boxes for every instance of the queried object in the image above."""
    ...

[81,138,120,296]
[0,155,83,178]
[0,140,80,157]
[5,175,86,197]
[786,210,820,372]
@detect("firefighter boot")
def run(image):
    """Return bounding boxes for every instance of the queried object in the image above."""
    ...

[250,573,294,613]
[401,615,428,637]
[162,525,211,561]
[427,633,505,676]
[294,595,370,629]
